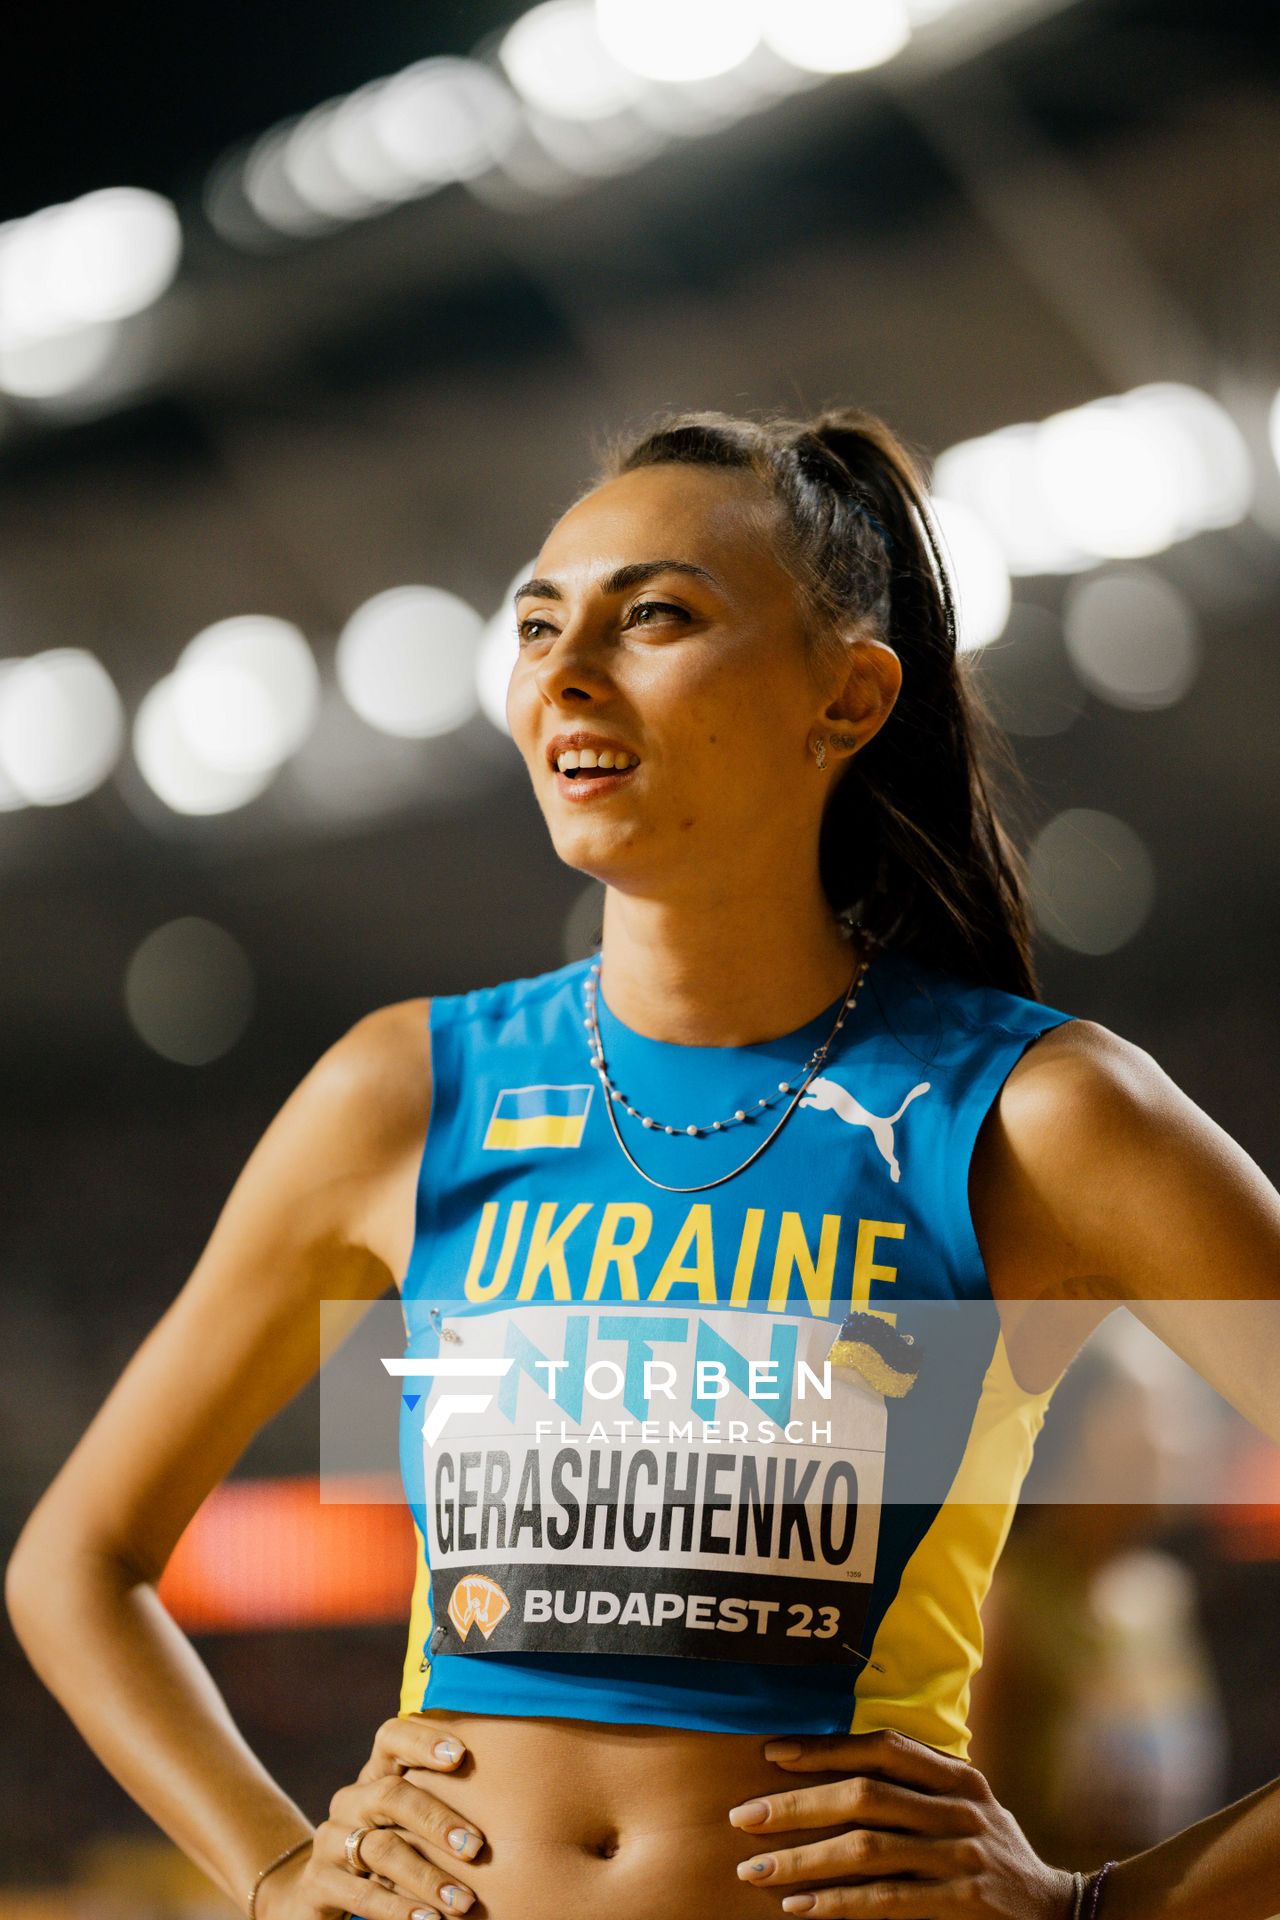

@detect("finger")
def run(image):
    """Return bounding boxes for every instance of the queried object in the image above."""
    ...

[778,1888,938,1918]
[344,1827,478,1915]
[357,1714,469,1784]
[307,1853,445,1918]
[737,1827,959,1887]
[326,1776,485,1868]
[730,1779,980,1837]
[762,1730,973,1796]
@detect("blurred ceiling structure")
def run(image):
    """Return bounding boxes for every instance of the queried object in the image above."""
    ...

[1,0,1277,1215]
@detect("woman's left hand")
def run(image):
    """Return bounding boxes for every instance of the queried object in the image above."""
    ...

[727,1729,1077,1917]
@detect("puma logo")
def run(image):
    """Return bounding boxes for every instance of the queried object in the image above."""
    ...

[800,1075,931,1183]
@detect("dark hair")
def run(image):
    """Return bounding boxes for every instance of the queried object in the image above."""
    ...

[587,405,1042,1000]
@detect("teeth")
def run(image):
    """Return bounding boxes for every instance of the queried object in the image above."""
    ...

[556,747,639,772]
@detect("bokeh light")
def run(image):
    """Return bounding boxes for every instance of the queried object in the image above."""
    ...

[0,662,27,810]
[933,422,1092,577]
[368,59,522,190]
[523,103,667,178]
[325,83,424,205]
[596,0,762,83]
[501,2,647,120]
[476,562,537,736]
[1029,806,1156,954]
[0,648,125,804]
[133,676,279,815]
[931,494,1011,650]
[124,916,255,1065]
[938,385,1252,579]
[337,586,484,739]
[1035,395,1185,560]
[0,321,123,400]
[762,0,911,74]
[1142,382,1253,530]
[244,126,335,238]
[241,60,523,235]
[1063,566,1200,711]
[283,101,391,222]
[171,616,320,775]
[0,188,181,346]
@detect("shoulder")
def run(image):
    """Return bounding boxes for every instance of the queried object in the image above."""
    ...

[992,1014,1182,1208]
[970,1017,1163,1306]
[998,1014,1169,1135]
[984,1014,1280,1304]
[298,997,434,1165]
[316,958,585,1128]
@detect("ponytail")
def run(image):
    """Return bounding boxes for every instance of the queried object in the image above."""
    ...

[593,405,1043,1000]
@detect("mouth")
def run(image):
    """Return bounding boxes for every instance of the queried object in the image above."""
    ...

[548,738,642,801]
[553,759,641,801]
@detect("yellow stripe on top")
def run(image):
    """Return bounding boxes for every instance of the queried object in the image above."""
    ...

[850,1330,1062,1757]
[483,1113,588,1150]
[399,1516,434,1715]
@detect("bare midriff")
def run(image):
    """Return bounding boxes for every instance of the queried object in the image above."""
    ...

[400,1710,854,1920]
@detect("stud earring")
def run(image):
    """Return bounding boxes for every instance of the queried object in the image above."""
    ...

[811,735,828,771]
[830,730,860,751]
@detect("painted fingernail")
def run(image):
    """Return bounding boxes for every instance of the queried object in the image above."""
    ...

[411,1910,440,1919]
[439,1887,474,1913]
[728,1800,769,1827]
[737,1856,776,1880]
[782,1899,817,1915]
[447,1827,482,1859]
[764,1740,803,1761]
[433,1738,463,1762]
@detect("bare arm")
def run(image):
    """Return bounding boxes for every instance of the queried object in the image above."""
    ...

[741,1027,1280,1920]
[983,1018,1280,1919]
[4,998,432,1910]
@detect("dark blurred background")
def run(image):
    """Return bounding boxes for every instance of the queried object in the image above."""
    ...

[2,0,1278,1910]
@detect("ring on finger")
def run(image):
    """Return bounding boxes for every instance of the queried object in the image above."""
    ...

[344,1826,375,1874]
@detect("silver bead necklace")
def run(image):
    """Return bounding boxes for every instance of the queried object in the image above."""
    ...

[583,938,876,1195]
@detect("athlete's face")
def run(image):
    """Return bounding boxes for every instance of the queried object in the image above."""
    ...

[506,463,890,899]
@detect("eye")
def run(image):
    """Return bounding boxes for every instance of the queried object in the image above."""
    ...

[629,599,687,627]
[516,599,688,645]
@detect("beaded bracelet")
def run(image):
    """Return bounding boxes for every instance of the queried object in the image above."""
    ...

[1085,1860,1118,1918]
[247,1834,313,1918]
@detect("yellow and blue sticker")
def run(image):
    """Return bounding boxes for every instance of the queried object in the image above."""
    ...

[482,1083,594,1151]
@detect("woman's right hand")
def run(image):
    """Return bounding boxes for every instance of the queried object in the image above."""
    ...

[260,1715,484,1920]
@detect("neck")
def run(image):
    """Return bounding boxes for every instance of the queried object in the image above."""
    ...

[595,880,866,1047]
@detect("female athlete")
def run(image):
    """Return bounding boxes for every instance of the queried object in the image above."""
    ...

[7,407,1280,1920]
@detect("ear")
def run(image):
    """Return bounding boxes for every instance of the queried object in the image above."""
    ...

[821,635,902,757]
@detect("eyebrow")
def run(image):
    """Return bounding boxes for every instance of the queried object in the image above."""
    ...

[512,559,723,609]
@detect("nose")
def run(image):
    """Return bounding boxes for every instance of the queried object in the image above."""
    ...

[532,620,615,709]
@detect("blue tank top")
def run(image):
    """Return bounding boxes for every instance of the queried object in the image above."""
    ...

[394,942,1075,1754]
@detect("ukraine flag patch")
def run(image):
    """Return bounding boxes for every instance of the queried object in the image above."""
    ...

[483,1084,594,1151]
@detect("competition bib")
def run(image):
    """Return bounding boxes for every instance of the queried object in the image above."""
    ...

[415,1305,887,1667]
